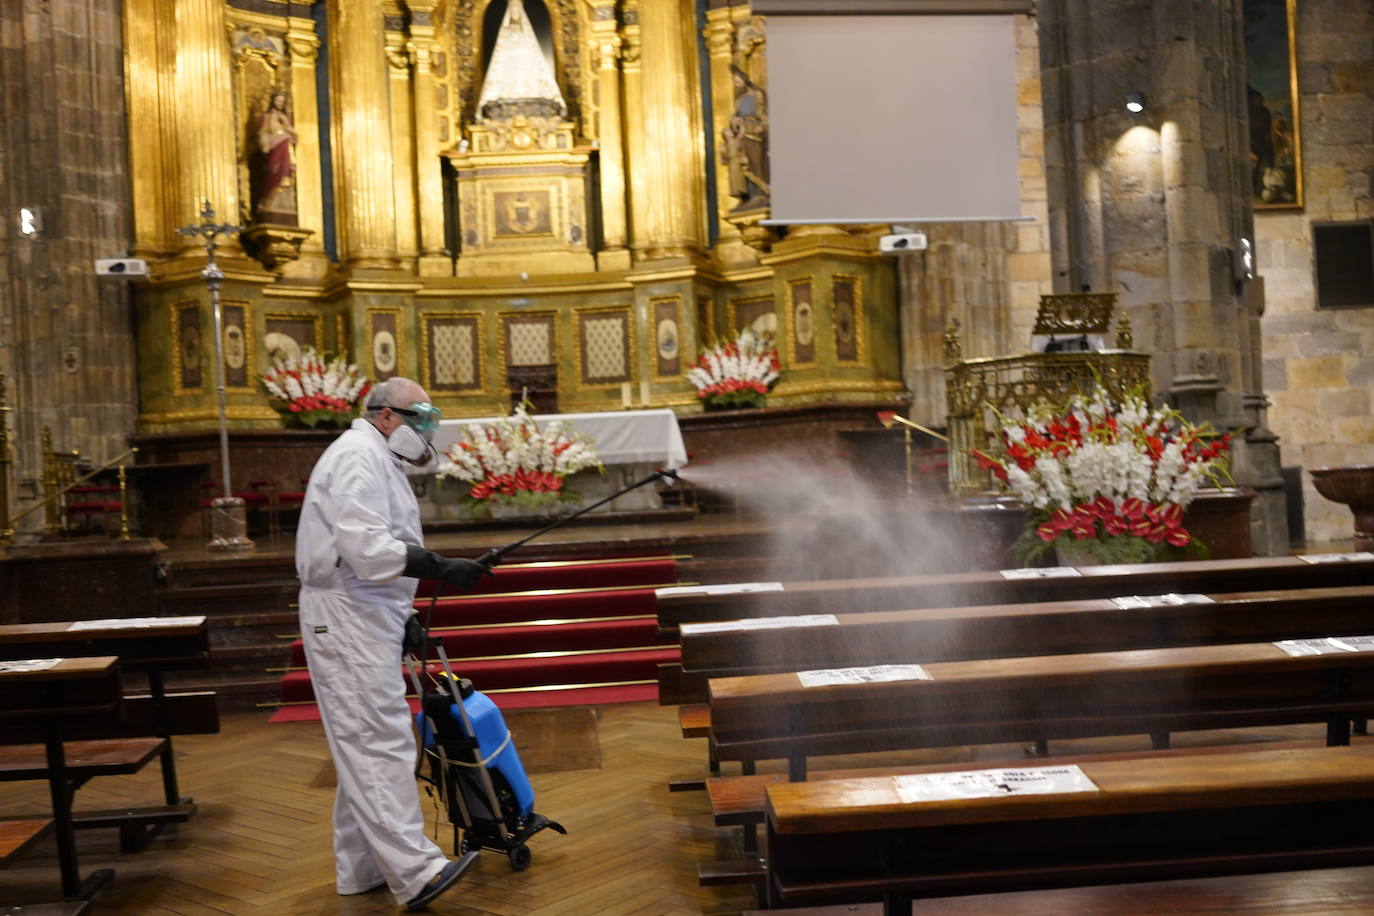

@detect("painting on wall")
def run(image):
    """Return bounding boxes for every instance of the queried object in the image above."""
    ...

[730,295,776,338]
[788,279,816,366]
[1243,0,1302,209]
[264,314,320,364]
[832,276,862,363]
[493,189,553,237]
[503,313,556,368]
[174,302,203,392]
[652,297,682,378]
[577,308,633,386]
[369,310,401,381]
[221,302,252,389]
[424,314,484,393]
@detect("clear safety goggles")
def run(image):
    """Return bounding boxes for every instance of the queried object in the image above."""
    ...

[389,401,442,438]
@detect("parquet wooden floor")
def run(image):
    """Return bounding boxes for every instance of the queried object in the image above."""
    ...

[7,706,1374,915]
[0,702,756,915]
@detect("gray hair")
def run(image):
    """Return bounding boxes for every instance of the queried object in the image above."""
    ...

[365,377,421,412]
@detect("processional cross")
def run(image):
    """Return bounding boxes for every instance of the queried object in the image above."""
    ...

[176,201,253,550]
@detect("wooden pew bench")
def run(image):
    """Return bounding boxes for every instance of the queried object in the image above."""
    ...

[764,743,1374,913]
[709,640,1374,782]
[0,617,218,851]
[1,818,53,868]
[0,738,190,853]
[655,553,1374,641]
[0,657,124,903]
[0,818,94,915]
[671,584,1374,706]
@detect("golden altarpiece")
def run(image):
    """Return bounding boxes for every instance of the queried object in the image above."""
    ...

[123,0,903,436]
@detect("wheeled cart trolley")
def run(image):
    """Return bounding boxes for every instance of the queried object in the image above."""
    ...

[410,640,566,871]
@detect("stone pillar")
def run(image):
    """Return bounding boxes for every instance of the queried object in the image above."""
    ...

[632,0,706,260]
[589,0,631,271]
[0,0,137,537]
[1038,0,1287,553]
[283,19,330,276]
[174,0,242,252]
[407,2,451,277]
[330,0,399,269]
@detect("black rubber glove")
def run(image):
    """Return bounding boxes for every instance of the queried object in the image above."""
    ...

[403,545,491,590]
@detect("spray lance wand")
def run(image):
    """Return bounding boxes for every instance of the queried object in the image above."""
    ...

[406,468,682,669]
[472,467,680,568]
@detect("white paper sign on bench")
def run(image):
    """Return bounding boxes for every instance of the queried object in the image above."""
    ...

[0,658,64,673]
[655,582,784,598]
[797,664,931,688]
[1274,635,1374,657]
[680,615,839,636]
[894,765,1099,804]
[1111,593,1215,610]
[67,616,205,632]
[1298,552,1374,565]
[999,567,1082,580]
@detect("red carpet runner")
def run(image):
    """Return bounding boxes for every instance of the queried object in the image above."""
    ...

[269,555,680,723]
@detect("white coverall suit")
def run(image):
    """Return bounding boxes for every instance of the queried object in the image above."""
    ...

[296,418,449,904]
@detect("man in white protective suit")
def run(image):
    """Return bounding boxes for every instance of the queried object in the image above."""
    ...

[296,376,490,911]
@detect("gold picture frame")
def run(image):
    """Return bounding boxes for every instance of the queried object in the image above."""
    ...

[420,311,488,395]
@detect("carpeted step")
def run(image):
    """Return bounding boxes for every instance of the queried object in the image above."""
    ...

[286,616,662,667]
[415,555,678,597]
[277,646,680,702]
[413,587,661,628]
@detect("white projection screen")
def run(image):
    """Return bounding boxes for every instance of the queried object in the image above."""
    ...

[765,15,1022,224]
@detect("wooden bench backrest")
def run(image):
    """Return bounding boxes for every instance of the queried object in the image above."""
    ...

[766,743,1374,834]
[657,555,1374,633]
[763,743,1374,908]
[0,657,122,722]
[709,641,1374,760]
[682,584,1374,676]
[0,618,210,672]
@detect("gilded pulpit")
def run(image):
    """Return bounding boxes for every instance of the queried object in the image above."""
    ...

[448,0,594,278]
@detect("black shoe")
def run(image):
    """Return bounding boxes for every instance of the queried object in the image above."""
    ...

[404,851,479,912]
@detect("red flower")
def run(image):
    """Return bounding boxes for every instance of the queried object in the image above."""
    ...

[972,450,1008,483]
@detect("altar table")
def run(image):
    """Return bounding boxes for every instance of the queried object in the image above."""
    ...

[419,409,688,520]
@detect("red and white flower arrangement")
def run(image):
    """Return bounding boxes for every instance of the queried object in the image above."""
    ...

[686,328,781,409]
[260,348,371,429]
[436,405,603,511]
[972,387,1230,564]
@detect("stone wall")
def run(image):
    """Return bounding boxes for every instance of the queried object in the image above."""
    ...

[1256,0,1374,545]
[0,0,137,534]
[901,15,1054,427]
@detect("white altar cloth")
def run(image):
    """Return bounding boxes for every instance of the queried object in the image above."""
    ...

[433,408,688,469]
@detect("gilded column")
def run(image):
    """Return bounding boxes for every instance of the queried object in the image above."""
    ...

[703,7,742,253]
[588,0,630,271]
[635,0,706,260]
[174,0,241,252]
[619,1,647,258]
[284,20,328,273]
[386,34,419,269]
[124,0,169,256]
[408,2,451,277]
[330,0,399,269]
